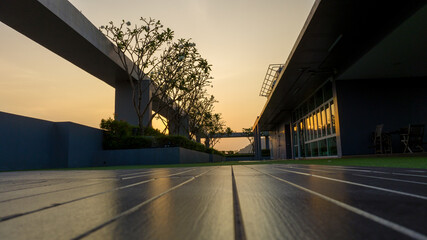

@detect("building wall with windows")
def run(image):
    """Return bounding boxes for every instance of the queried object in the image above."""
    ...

[269,78,427,159]
[257,1,427,160]
[269,80,340,159]
[290,81,338,158]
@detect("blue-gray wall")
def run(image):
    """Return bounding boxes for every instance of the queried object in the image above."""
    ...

[0,111,56,170]
[54,122,104,168]
[335,78,427,155]
[0,111,223,171]
[0,111,103,170]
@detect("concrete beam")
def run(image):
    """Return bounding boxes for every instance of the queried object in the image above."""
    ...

[0,0,182,128]
[0,0,126,87]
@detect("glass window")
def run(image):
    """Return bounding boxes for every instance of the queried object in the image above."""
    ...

[331,103,336,134]
[311,142,319,157]
[321,107,327,136]
[299,140,305,157]
[291,80,337,158]
[319,139,328,156]
[294,146,298,158]
[326,104,331,135]
[299,121,304,150]
[327,137,337,155]
[305,118,310,141]
[293,124,297,144]
[309,115,313,141]
[317,110,322,137]
[305,143,311,157]
[313,113,318,139]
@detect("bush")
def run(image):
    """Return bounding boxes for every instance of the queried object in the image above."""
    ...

[226,153,254,158]
[143,127,164,137]
[124,136,154,149]
[154,135,220,155]
[155,135,188,148]
[100,117,134,138]
[100,118,223,156]
[102,135,154,149]
[205,147,225,156]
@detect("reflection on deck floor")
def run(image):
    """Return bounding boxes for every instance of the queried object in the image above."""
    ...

[1,164,427,240]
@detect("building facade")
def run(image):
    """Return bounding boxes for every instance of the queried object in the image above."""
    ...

[255,0,427,159]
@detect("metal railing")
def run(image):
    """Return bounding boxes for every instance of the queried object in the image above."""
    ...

[259,64,284,97]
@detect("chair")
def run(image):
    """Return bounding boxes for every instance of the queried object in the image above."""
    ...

[373,124,392,154]
[401,124,425,153]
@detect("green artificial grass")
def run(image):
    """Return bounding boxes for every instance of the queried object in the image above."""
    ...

[26,156,426,171]
[271,156,427,169]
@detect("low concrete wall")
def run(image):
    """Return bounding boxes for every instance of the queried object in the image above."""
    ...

[54,122,103,168]
[0,112,56,170]
[0,111,103,171]
[0,111,223,170]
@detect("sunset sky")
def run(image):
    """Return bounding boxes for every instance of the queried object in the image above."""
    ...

[0,0,314,151]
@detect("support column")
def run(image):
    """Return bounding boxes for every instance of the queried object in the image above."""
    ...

[265,135,270,150]
[180,116,189,138]
[168,115,189,138]
[285,124,292,159]
[205,137,210,149]
[254,124,262,160]
[332,78,342,157]
[115,80,152,127]
[264,134,271,160]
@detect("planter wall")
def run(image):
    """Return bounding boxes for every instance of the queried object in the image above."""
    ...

[0,111,223,171]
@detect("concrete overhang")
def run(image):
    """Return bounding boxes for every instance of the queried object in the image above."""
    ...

[255,0,427,131]
[0,0,128,87]
[0,0,184,119]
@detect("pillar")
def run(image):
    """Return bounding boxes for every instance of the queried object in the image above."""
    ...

[254,124,262,160]
[115,80,152,127]
[168,115,189,138]
[265,135,270,150]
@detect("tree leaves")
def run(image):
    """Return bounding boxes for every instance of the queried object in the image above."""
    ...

[100,17,228,141]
